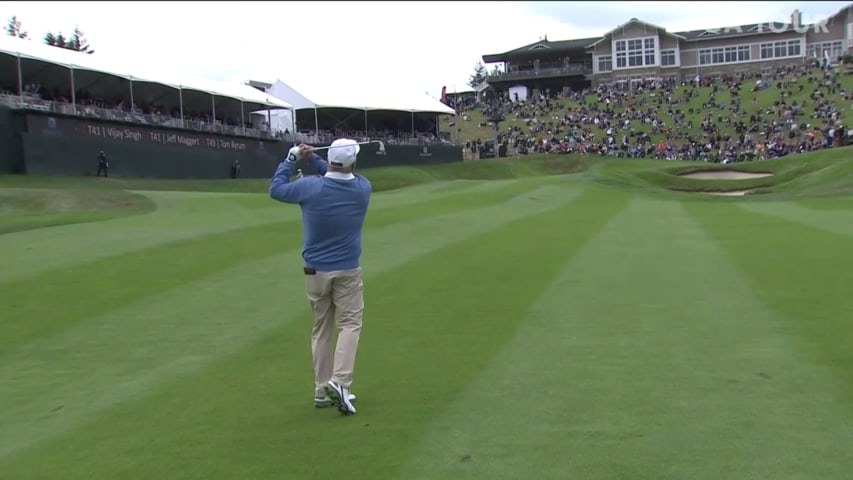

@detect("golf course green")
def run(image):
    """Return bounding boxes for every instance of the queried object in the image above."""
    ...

[1,150,851,479]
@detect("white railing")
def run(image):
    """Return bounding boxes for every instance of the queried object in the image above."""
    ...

[0,94,455,146]
[0,94,283,140]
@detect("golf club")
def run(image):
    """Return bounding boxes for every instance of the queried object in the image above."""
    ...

[287,140,386,163]
[311,140,386,154]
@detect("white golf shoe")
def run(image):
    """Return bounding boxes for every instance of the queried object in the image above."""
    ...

[323,380,357,415]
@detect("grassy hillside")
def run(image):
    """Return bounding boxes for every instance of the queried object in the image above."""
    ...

[444,68,853,147]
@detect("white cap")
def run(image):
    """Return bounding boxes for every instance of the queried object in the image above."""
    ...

[328,138,360,167]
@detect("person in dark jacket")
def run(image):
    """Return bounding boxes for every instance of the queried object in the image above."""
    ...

[96,151,109,177]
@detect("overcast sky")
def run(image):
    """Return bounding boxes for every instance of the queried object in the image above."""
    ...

[2,1,850,99]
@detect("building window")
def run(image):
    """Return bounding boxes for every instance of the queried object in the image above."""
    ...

[699,45,751,65]
[711,48,725,64]
[627,39,643,67]
[598,55,612,72]
[644,38,656,65]
[614,37,656,69]
[660,49,676,66]
[807,41,842,61]
[787,40,801,56]
[761,40,802,59]
[615,40,627,68]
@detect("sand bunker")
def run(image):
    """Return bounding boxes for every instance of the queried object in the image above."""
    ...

[703,189,754,196]
[679,170,773,180]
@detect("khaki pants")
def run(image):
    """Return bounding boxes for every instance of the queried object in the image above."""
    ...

[305,267,364,397]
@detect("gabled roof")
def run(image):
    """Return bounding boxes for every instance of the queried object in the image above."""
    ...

[587,18,686,48]
[263,79,456,115]
[482,37,599,63]
[677,3,853,42]
[677,23,799,41]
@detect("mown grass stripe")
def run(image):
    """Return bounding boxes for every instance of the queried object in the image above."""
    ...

[0,184,583,462]
[0,179,550,351]
[398,198,853,480]
[0,187,635,480]
[0,177,540,283]
[684,201,853,403]
[739,201,853,238]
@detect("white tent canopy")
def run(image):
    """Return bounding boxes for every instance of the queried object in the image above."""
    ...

[0,35,291,109]
[264,79,455,115]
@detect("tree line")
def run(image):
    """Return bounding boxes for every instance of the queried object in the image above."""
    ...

[468,61,502,88]
[5,15,94,54]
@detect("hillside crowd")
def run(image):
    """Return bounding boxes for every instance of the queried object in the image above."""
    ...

[467,63,850,163]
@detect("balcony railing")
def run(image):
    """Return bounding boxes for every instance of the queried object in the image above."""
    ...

[0,93,284,141]
[0,94,456,147]
[489,64,592,82]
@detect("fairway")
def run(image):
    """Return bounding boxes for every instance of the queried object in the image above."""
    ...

[1,155,852,479]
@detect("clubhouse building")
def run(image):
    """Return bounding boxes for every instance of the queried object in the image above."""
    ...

[481,5,853,95]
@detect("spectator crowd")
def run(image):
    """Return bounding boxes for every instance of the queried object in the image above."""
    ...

[463,62,851,163]
[0,81,451,146]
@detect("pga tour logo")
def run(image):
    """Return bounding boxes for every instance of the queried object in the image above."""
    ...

[704,16,830,35]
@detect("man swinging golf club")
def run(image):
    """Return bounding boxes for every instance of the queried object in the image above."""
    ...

[269,139,371,416]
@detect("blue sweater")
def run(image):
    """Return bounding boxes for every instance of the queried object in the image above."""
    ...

[269,154,371,272]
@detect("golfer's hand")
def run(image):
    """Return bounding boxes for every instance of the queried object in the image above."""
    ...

[298,144,313,160]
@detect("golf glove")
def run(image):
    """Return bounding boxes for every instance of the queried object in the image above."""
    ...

[286,146,300,163]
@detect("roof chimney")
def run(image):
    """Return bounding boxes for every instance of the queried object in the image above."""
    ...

[791,9,802,28]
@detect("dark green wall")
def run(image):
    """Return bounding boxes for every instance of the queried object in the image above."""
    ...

[2,110,463,178]
[0,107,25,174]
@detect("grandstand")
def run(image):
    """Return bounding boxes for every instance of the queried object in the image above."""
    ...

[247,79,457,145]
[0,34,292,140]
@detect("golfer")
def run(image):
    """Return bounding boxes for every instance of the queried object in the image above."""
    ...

[268,139,371,416]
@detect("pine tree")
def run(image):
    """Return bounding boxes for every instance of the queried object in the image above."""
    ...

[67,27,94,54]
[5,16,28,38]
[468,61,487,88]
[43,32,58,46]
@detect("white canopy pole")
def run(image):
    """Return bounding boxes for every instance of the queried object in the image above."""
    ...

[129,76,135,113]
[291,107,297,142]
[313,107,319,134]
[211,95,216,132]
[70,66,77,115]
[240,100,245,135]
[16,53,23,98]
[178,87,185,128]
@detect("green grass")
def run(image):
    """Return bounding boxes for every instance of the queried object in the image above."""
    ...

[0,187,155,234]
[1,150,852,479]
